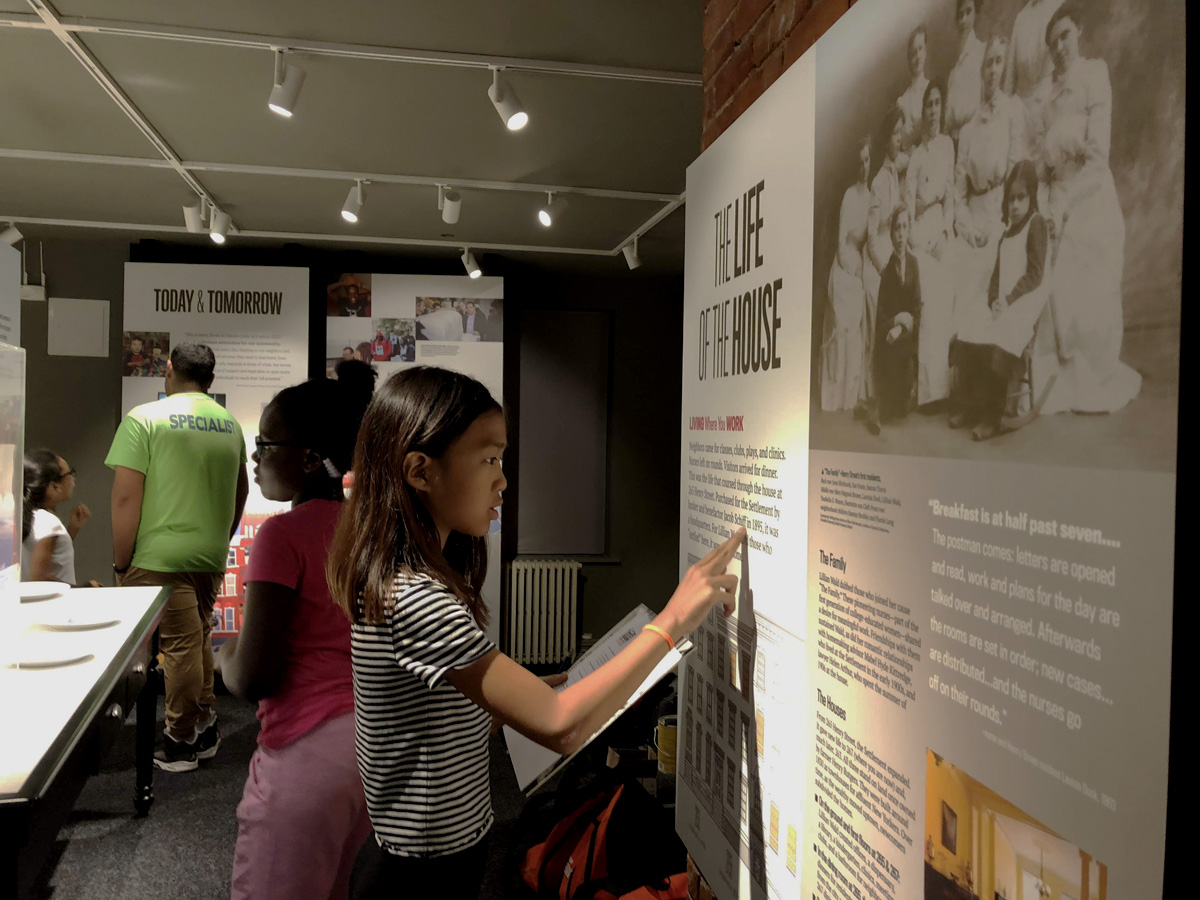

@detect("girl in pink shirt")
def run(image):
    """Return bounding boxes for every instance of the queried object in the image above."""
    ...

[218,366,375,900]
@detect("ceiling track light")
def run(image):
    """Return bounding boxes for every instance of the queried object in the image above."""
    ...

[538,192,569,227]
[268,49,306,118]
[622,237,642,270]
[341,179,366,223]
[182,197,207,234]
[488,67,528,131]
[1,223,22,246]
[461,248,482,279]
[438,184,462,225]
[209,208,232,244]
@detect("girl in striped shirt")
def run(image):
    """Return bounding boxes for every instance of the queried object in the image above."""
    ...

[328,366,742,899]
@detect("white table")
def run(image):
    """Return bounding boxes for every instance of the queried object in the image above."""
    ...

[0,585,168,900]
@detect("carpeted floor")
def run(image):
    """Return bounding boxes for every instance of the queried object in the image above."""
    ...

[30,694,539,900]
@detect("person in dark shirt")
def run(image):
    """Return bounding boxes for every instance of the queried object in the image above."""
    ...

[461,301,488,339]
[867,207,921,434]
[327,275,371,317]
[338,284,370,317]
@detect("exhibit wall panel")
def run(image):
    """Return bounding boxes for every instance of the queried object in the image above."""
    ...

[680,0,1183,898]
[678,49,817,899]
[122,263,310,642]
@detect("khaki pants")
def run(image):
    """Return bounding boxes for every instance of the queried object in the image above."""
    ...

[119,566,221,742]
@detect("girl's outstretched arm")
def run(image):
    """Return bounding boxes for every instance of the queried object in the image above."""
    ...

[447,528,744,755]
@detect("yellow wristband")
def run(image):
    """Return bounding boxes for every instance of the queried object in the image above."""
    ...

[643,623,675,652]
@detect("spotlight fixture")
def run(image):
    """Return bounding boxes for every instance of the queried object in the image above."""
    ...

[461,248,482,279]
[1,223,22,246]
[182,200,205,234]
[438,185,462,225]
[622,237,642,270]
[537,192,569,227]
[209,209,232,244]
[488,67,528,131]
[268,49,306,118]
[341,180,365,223]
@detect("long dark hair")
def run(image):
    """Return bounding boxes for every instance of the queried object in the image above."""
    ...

[22,449,61,541]
[328,366,501,626]
[1001,160,1040,227]
[267,367,374,485]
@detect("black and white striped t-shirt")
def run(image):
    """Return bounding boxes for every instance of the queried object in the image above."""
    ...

[351,572,496,857]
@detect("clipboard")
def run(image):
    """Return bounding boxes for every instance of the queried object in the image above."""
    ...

[503,604,692,795]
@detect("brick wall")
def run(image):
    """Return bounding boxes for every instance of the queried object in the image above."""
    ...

[702,0,855,149]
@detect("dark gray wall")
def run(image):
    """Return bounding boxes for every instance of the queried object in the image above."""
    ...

[500,266,683,641]
[517,309,610,556]
[20,240,130,584]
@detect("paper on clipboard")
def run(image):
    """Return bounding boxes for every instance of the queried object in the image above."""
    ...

[503,604,691,794]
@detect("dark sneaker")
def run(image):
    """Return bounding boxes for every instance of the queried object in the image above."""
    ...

[194,719,221,761]
[154,735,198,773]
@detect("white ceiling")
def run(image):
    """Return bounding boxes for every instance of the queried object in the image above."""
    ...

[0,1,702,271]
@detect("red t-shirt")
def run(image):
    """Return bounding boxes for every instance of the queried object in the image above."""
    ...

[246,499,354,750]
[371,339,391,361]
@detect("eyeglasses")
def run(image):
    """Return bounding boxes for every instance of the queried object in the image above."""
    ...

[54,467,76,481]
[254,437,305,452]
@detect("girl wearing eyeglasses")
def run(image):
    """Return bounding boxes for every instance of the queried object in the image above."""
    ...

[21,449,90,584]
[217,362,375,900]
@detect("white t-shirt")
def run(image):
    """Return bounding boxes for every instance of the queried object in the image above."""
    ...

[21,508,75,584]
[417,308,465,342]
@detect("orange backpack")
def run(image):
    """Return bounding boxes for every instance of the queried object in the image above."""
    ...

[520,779,687,900]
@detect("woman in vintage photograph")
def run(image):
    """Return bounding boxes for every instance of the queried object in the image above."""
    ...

[944,0,985,145]
[860,109,909,416]
[953,35,1028,331]
[896,26,930,154]
[820,136,872,411]
[1005,0,1066,100]
[904,78,955,407]
[1038,2,1140,414]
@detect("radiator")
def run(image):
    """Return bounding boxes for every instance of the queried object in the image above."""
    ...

[508,559,582,665]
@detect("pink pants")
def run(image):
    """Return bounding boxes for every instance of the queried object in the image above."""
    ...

[232,712,372,900]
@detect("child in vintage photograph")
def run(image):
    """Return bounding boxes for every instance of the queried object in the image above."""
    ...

[867,206,921,434]
[949,160,1049,440]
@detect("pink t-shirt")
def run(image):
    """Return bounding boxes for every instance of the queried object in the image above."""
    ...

[246,499,354,750]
